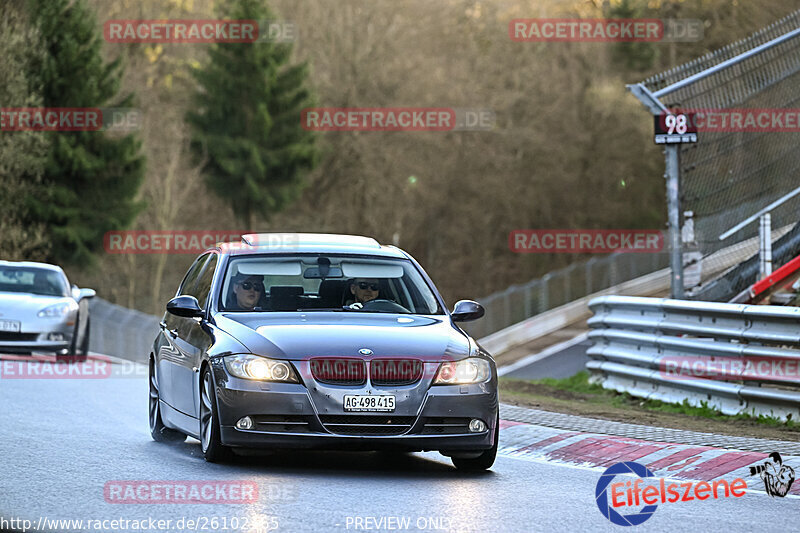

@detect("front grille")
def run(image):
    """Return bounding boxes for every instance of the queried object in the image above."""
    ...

[0,332,38,342]
[421,417,473,435]
[370,359,423,385]
[310,358,366,385]
[251,415,312,433]
[319,415,416,436]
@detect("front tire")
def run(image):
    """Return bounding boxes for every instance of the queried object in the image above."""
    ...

[77,318,90,362]
[200,367,233,462]
[149,358,186,443]
[451,413,499,471]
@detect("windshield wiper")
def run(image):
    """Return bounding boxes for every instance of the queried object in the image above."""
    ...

[295,307,360,312]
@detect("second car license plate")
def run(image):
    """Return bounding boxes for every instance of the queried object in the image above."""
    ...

[343,395,395,412]
[0,320,21,333]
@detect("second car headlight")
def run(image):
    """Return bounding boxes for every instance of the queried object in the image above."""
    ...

[37,303,74,318]
[224,354,299,383]
[433,357,491,385]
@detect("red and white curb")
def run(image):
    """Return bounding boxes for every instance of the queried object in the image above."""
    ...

[498,419,800,495]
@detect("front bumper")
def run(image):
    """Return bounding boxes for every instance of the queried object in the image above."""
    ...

[0,314,76,355]
[211,359,498,452]
[0,333,73,355]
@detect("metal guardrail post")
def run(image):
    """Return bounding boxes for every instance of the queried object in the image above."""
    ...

[759,213,773,277]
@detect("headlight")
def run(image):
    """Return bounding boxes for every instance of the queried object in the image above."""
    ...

[37,303,73,318]
[224,354,299,383]
[433,357,491,385]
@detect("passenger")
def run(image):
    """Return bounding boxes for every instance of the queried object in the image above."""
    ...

[32,272,52,296]
[347,278,380,305]
[231,274,265,310]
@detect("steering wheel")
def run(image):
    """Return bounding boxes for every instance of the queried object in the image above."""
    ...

[359,299,409,313]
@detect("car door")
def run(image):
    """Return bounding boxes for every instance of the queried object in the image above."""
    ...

[159,254,208,413]
[171,253,218,418]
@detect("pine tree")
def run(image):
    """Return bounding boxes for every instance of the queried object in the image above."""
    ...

[187,0,318,229]
[25,0,145,266]
[0,0,50,260]
[606,0,658,71]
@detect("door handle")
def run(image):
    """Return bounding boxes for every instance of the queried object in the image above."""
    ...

[159,321,179,338]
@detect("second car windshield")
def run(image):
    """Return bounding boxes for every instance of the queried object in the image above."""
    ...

[0,266,70,297]
[220,255,442,314]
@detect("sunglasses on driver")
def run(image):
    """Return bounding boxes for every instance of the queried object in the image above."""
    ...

[356,282,380,291]
[237,281,264,292]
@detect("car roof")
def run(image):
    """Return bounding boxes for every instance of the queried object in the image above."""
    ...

[0,260,65,273]
[220,233,409,259]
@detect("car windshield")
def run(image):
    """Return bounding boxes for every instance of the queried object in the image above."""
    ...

[220,255,443,314]
[0,266,71,297]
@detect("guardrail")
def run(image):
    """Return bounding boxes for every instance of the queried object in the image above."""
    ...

[462,251,668,340]
[88,297,159,363]
[587,295,800,420]
[478,227,792,359]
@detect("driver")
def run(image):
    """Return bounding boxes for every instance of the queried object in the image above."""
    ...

[231,273,265,310]
[348,278,380,305]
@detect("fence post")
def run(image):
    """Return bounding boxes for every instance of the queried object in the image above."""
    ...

[585,258,596,295]
[563,264,573,304]
[608,256,617,288]
[665,144,685,298]
[503,288,512,327]
[540,273,551,313]
[524,283,532,318]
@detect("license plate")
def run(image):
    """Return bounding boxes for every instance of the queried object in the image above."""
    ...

[344,395,395,412]
[0,320,21,333]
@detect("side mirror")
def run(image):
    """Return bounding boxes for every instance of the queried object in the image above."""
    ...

[451,300,485,322]
[166,295,204,318]
[78,288,96,300]
[73,286,96,300]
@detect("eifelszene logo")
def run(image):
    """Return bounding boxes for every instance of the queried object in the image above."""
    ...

[595,461,747,526]
[750,452,795,497]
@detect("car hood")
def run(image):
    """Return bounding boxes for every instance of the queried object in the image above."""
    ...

[0,292,74,317]
[214,312,471,361]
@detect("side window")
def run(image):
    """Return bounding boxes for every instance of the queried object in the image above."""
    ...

[193,254,219,310]
[177,254,210,297]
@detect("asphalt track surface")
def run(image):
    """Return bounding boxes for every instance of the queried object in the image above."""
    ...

[1,359,799,533]
[502,338,592,380]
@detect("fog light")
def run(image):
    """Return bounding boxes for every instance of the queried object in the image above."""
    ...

[48,333,65,342]
[468,419,487,433]
[236,416,253,430]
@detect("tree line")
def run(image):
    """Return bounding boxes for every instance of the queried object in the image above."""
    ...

[1,0,796,313]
